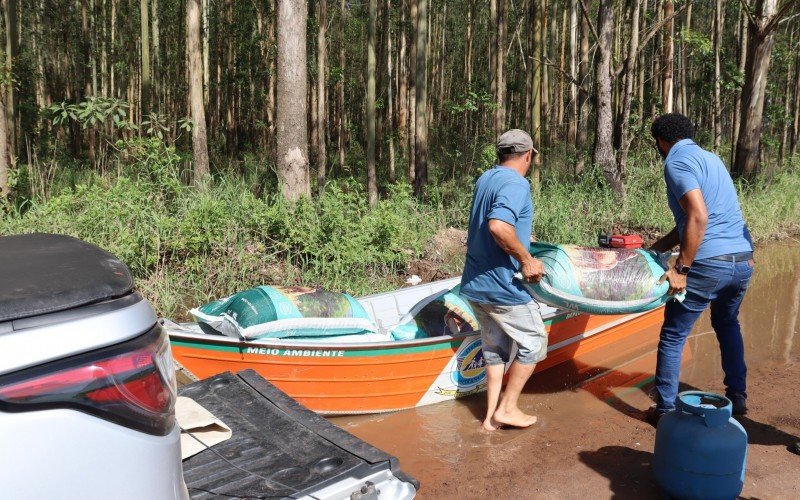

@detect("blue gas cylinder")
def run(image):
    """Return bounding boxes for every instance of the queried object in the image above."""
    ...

[653,391,748,499]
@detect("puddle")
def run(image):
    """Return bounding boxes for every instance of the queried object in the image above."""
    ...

[330,243,800,496]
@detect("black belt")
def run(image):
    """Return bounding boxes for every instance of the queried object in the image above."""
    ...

[709,252,753,262]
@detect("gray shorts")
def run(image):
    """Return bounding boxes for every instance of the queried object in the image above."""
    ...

[469,300,548,366]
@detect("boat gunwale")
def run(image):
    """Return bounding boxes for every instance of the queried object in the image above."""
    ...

[167,276,564,349]
[165,308,658,352]
[166,274,662,352]
[166,307,569,350]
[167,325,477,350]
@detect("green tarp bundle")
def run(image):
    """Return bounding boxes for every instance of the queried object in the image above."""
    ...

[519,242,677,315]
[191,286,377,340]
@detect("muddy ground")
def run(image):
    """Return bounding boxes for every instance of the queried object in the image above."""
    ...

[333,242,800,499]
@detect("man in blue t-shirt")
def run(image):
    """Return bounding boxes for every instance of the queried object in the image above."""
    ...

[460,129,547,431]
[647,113,755,426]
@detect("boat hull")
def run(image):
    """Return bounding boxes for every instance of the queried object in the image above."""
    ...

[169,306,665,414]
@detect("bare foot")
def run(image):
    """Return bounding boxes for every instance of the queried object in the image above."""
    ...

[492,408,538,428]
[481,418,502,432]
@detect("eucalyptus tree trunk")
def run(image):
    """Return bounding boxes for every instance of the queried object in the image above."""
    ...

[541,0,550,145]
[80,0,96,165]
[594,0,623,196]
[731,6,748,167]
[678,2,691,114]
[542,0,551,142]
[465,0,473,88]
[316,0,327,193]
[276,0,311,200]
[568,0,578,144]
[661,0,674,113]
[374,0,385,163]
[255,2,266,148]
[524,0,532,130]
[308,26,317,164]
[111,0,117,97]
[490,0,497,131]
[33,0,47,131]
[90,0,98,101]
[367,0,378,205]
[733,0,780,180]
[152,0,160,107]
[413,0,428,198]
[386,0,396,183]
[713,0,723,151]
[267,0,277,157]
[100,0,108,97]
[496,0,506,137]
[557,7,568,130]
[338,0,346,171]
[408,0,417,182]
[224,0,236,156]
[437,3,447,125]
[779,28,794,164]
[187,0,209,186]
[614,0,641,177]
[425,3,432,127]
[575,2,589,176]
[531,0,544,184]
[140,0,151,116]
[651,4,662,117]
[3,0,17,157]
[636,1,645,122]
[398,0,408,163]
[202,0,209,103]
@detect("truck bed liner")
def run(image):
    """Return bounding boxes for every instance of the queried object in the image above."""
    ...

[179,370,418,499]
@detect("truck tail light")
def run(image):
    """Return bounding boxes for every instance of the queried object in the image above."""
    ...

[0,325,176,436]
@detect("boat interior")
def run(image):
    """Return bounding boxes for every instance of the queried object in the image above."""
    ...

[165,277,563,345]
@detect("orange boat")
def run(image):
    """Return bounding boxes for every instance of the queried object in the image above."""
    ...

[167,277,665,415]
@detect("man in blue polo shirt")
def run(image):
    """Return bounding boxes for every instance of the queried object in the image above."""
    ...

[461,129,547,431]
[648,113,755,425]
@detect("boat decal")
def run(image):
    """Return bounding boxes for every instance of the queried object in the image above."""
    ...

[450,338,487,387]
[427,337,489,399]
[435,382,487,398]
[251,348,346,357]
[170,338,463,357]
[543,311,576,327]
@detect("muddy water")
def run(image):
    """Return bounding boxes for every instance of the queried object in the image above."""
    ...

[331,243,800,499]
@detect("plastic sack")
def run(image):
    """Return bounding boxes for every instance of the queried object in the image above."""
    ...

[190,286,377,339]
[519,242,672,315]
[390,285,480,341]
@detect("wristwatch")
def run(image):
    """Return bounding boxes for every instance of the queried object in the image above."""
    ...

[674,262,691,275]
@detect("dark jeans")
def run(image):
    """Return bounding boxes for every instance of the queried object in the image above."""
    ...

[654,257,754,413]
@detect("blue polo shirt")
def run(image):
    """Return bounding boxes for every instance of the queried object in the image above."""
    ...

[663,139,753,260]
[460,166,533,305]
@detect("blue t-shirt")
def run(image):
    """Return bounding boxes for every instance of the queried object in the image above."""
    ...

[663,139,753,260]
[460,166,533,305]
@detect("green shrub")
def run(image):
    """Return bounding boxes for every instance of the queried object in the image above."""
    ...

[2,150,799,320]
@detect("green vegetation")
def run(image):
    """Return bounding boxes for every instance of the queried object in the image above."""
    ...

[3,140,798,320]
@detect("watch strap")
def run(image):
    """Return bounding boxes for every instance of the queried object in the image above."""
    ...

[675,263,691,275]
